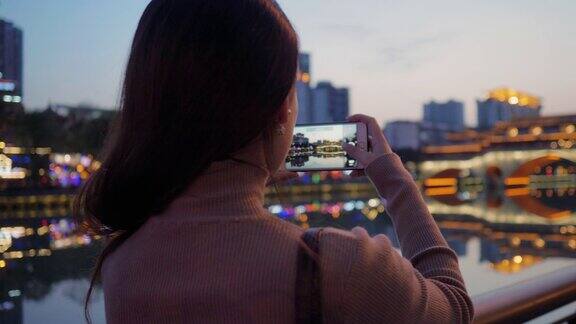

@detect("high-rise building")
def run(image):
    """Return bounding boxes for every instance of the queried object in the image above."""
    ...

[296,53,313,124]
[331,86,349,122]
[424,100,465,131]
[477,88,541,130]
[384,121,421,150]
[312,81,349,123]
[0,19,24,96]
[0,19,24,142]
[384,120,450,151]
[295,52,350,124]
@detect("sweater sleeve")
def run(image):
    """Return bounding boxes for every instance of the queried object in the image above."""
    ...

[321,153,473,323]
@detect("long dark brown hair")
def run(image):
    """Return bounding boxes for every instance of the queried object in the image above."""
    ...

[74,0,299,321]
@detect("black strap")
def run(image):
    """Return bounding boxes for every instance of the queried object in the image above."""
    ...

[295,228,323,324]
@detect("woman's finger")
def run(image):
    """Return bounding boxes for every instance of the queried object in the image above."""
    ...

[347,114,373,123]
[347,114,385,142]
[343,143,373,166]
[347,114,381,135]
[347,114,392,154]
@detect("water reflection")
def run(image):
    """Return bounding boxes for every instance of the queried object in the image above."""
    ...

[0,215,102,323]
[267,194,576,268]
[0,181,575,322]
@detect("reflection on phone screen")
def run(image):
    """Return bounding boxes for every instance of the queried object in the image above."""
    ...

[286,124,358,171]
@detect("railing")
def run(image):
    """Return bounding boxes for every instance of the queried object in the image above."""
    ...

[473,266,576,323]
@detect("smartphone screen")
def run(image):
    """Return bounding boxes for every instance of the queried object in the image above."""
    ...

[285,123,366,171]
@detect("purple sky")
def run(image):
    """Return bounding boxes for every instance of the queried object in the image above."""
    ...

[2,0,575,126]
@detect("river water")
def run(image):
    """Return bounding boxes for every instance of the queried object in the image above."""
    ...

[1,182,575,323]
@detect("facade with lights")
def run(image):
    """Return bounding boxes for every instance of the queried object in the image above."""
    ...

[477,88,542,130]
[424,114,576,156]
[418,115,576,223]
[0,79,21,105]
[0,79,24,144]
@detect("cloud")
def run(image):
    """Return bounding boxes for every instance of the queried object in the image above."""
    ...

[360,33,455,71]
[382,34,450,64]
[321,23,377,40]
[322,23,376,35]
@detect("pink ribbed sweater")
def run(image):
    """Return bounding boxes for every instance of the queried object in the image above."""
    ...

[102,153,473,323]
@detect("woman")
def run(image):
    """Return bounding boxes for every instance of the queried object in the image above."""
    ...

[76,0,473,323]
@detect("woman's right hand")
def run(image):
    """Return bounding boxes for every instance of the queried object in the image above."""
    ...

[343,114,393,168]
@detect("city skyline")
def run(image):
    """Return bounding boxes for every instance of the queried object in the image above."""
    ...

[295,53,350,124]
[1,0,575,126]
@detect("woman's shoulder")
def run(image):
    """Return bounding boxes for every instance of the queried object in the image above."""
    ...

[319,226,395,255]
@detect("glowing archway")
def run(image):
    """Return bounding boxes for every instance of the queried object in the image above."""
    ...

[506,155,565,182]
[505,155,576,219]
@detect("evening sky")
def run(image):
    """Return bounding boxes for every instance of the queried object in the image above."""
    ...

[1,0,575,126]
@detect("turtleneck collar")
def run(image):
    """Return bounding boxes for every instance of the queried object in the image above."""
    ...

[160,142,272,220]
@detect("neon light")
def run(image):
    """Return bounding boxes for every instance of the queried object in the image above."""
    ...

[424,178,458,187]
[425,187,457,196]
[505,177,530,186]
[505,188,530,197]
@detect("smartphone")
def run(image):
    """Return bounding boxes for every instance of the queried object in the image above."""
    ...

[285,122,368,171]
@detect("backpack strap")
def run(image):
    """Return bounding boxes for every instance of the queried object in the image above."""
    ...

[295,228,323,323]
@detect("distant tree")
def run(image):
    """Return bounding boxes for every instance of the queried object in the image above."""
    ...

[6,107,115,155]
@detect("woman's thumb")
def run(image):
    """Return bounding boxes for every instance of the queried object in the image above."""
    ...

[343,143,370,164]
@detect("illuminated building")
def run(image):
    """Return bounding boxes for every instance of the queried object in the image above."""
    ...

[0,19,23,97]
[312,81,349,123]
[477,88,542,129]
[0,153,26,181]
[424,100,465,131]
[424,114,576,155]
[418,116,576,224]
[0,141,103,190]
[0,78,24,142]
[0,79,21,104]
[296,53,313,124]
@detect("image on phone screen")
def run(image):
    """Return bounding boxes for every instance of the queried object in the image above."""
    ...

[285,123,359,171]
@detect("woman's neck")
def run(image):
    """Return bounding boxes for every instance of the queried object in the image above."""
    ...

[161,139,272,219]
